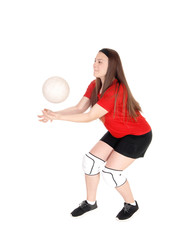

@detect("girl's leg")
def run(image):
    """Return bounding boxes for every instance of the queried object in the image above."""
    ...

[105,151,136,203]
[116,181,135,203]
[85,174,100,202]
[85,141,113,202]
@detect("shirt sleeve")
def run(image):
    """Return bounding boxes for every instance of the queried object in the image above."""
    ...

[83,80,96,99]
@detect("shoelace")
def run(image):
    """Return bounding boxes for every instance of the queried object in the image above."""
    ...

[124,204,131,213]
[79,201,88,208]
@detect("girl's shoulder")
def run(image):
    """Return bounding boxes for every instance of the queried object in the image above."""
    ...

[87,79,96,88]
[106,79,122,93]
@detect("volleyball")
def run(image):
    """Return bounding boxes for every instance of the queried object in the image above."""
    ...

[42,76,70,103]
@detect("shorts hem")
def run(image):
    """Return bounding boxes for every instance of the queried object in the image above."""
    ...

[114,149,144,159]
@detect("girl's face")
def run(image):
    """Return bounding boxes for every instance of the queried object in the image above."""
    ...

[93,52,108,80]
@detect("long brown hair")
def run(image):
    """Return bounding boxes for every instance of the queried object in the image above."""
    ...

[90,48,142,120]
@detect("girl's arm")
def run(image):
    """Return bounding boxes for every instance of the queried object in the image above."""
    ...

[39,103,108,123]
[38,97,91,122]
[55,97,91,115]
[60,104,108,122]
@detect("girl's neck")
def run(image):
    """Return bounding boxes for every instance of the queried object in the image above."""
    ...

[100,77,105,85]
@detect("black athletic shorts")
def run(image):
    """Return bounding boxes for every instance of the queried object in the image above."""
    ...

[100,130,152,159]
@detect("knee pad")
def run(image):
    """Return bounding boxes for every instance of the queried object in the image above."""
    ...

[102,166,127,188]
[82,152,105,175]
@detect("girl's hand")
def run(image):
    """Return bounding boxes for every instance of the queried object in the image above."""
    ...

[38,109,60,123]
[43,108,54,115]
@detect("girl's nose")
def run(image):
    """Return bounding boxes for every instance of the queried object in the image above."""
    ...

[93,62,97,69]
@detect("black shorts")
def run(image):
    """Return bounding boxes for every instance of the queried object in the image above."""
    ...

[100,130,152,159]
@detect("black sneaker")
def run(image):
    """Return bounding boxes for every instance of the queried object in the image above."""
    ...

[116,201,139,220]
[71,200,98,217]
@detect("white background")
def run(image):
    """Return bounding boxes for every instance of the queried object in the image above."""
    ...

[0,0,176,239]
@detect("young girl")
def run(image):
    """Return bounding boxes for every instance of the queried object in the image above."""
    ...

[38,48,152,220]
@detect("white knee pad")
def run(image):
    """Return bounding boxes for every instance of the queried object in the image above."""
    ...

[102,166,127,188]
[82,152,105,175]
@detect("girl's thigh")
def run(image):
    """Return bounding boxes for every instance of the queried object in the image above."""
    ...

[89,140,114,161]
[105,151,136,170]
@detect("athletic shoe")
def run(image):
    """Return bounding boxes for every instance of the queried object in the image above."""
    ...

[116,201,139,220]
[71,200,98,217]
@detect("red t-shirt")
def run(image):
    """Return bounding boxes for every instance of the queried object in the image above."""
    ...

[84,79,151,138]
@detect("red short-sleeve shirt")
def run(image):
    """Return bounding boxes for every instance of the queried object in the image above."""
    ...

[84,79,151,138]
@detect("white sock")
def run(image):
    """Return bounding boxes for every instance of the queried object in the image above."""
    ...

[87,200,96,205]
[129,201,136,206]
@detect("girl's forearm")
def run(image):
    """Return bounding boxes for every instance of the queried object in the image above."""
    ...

[59,112,92,123]
[41,102,107,123]
[56,103,108,123]
[55,106,84,115]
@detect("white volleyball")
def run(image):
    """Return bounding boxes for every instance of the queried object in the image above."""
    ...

[42,76,70,103]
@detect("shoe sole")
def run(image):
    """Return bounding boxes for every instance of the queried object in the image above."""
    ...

[70,207,98,219]
[115,209,140,222]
